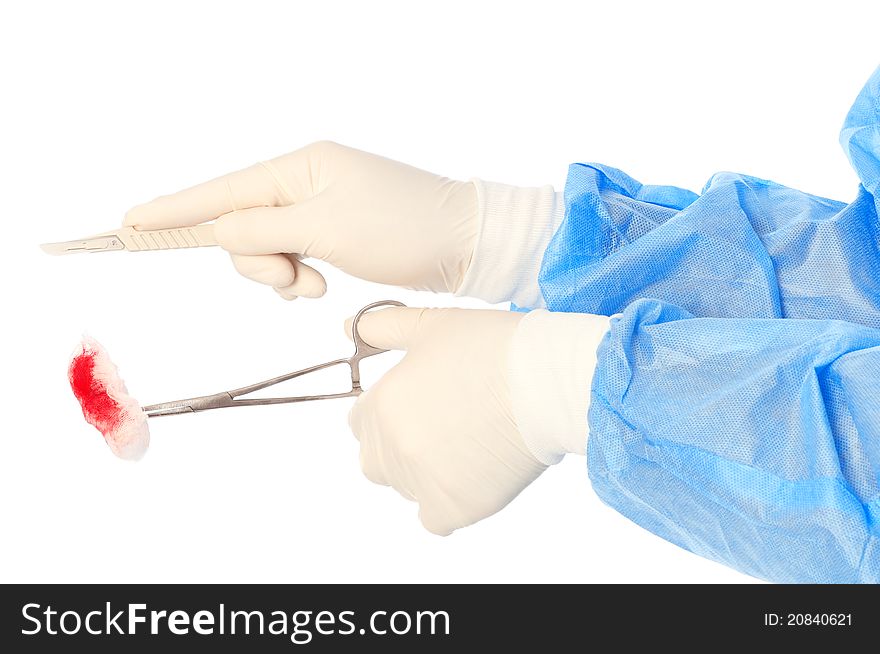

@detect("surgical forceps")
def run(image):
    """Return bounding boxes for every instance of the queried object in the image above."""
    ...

[142,300,404,418]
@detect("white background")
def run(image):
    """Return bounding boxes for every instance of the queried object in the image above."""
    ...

[1,0,877,583]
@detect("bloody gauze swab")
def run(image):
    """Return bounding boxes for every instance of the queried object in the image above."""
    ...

[68,337,149,460]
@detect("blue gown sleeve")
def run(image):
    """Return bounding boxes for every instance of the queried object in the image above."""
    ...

[540,66,880,328]
[535,66,880,582]
[841,65,880,198]
[588,299,880,583]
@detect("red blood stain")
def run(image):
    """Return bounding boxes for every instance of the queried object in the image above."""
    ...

[69,349,123,435]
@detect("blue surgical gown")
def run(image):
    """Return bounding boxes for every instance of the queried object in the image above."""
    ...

[537,66,880,583]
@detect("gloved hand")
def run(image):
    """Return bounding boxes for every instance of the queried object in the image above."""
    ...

[124,141,476,300]
[125,141,562,306]
[347,306,610,535]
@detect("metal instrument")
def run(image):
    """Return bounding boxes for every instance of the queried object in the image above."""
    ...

[41,224,218,255]
[142,300,403,418]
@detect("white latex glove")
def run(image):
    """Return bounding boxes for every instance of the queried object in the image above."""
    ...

[124,141,477,300]
[125,141,563,306]
[347,306,610,535]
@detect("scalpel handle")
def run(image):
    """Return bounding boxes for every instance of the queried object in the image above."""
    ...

[40,224,218,255]
[117,224,217,251]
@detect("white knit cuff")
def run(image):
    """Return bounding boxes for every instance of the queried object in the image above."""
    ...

[507,309,610,465]
[455,179,564,308]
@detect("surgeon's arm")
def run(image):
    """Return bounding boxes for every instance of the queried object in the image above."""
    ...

[350,300,880,583]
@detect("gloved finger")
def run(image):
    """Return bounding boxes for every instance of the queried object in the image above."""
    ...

[343,307,433,351]
[229,253,327,301]
[272,255,327,299]
[416,485,458,537]
[229,253,296,288]
[358,446,390,487]
[213,197,334,260]
[124,162,295,230]
[419,509,455,537]
[274,287,298,301]
[348,394,390,487]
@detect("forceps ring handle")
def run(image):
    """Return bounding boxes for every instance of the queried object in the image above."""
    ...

[348,299,405,391]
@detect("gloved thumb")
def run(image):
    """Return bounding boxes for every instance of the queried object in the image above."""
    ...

[344,307,433,351]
